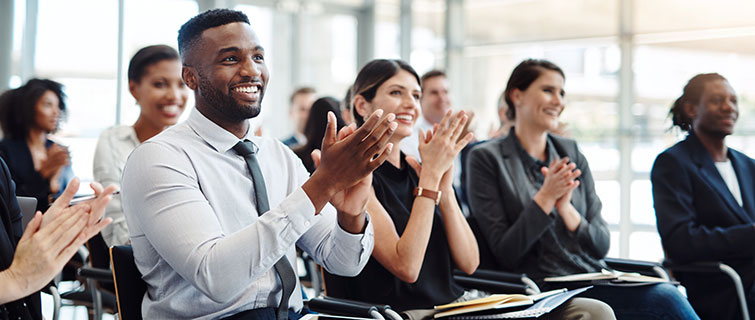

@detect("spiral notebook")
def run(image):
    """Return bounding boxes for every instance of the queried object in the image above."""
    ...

[448,286,592,319]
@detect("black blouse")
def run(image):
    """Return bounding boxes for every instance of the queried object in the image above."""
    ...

[328,153,464,311]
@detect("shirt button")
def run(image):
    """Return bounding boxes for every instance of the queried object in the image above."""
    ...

[304,221,311,227]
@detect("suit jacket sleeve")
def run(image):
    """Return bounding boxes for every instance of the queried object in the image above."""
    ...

[466,144,555,270]
[0,158,23,245]
[652,151,755,263]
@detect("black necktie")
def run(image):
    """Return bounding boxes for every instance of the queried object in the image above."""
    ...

[233,140,297,320]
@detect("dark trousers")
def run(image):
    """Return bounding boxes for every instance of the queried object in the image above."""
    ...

[222,308,303,320]
[577,283,699,320]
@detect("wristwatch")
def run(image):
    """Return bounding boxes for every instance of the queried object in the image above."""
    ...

[414,187,442,205]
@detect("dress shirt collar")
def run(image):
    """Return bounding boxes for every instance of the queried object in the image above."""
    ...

[511,129,557,185]
[187,109,258,154]
[116,125,140,144]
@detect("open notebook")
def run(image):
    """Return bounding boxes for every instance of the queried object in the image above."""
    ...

[433,287,590,319]
[544,269,667,284]
[444,287,592,319]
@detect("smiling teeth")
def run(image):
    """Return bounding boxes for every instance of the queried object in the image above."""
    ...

[396,115,413,121]
[233,86,258,93]
[163,105,179,114]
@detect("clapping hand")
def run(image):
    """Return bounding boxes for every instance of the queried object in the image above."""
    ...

[534,157,581,214]
[1,178,114,303]
[407,110,473,191]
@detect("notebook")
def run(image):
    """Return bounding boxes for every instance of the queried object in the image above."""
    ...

[446,286,592,319]
[544,269,667,284]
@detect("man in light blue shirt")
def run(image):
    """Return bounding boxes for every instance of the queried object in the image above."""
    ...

[121,9,397,319]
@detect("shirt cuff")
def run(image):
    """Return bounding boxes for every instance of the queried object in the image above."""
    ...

[280,188,318,236]
[332,211,374,264]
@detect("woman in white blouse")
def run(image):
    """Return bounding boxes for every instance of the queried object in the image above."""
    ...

[93,45,189,246]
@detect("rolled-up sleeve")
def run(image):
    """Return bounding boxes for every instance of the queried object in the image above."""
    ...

[297,204,374,277]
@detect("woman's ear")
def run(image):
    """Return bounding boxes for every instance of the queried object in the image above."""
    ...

[353,94,371,119]
[510,89,522,109]
[182,66,198,91]
[128,80,140,102]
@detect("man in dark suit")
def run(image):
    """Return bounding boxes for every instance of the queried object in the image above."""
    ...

[0,157,114,319]
[652,73,755,320]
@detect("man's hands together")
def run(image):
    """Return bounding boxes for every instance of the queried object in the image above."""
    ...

[303,110,397,233]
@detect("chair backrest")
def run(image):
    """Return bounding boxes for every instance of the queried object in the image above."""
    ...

[110,245,146,320]
[17,196,37,229]
[466,215,500,269]
[321,266,351,299]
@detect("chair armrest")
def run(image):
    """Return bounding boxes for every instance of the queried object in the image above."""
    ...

[453,275,530,294]
[604,257,669,280]
[455,269,523,283]
[662,260,725,273]
[663,260,750,320]
[454,269,540,294]
[307,296,387,319]
[77,266,114,283]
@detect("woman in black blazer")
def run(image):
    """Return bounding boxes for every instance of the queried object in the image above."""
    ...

[466,59,699,319]
[0,157,114,319]
[0,79,73,212]
[652,73,755,319]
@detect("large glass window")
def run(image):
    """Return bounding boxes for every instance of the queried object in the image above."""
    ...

[411,0,445,75]
[464,0,617,45]
[119,0,198,125]
[35,0,118,183]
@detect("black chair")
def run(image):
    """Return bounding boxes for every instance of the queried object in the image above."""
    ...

[662,259,750,320]
[74,233,117,319]
[110,245,146,320]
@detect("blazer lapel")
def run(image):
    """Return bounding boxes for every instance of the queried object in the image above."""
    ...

[689,135,752,224]
[500,135,538,208]
[729,151,755,223]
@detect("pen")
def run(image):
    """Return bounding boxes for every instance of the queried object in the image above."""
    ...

[69,191,120,206]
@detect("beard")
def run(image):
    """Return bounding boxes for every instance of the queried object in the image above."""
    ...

[197,71,263,121]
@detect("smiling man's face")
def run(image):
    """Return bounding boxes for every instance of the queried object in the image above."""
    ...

[185,22,269,122]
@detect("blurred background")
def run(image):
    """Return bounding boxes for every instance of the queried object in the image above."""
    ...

[2,0,755,266]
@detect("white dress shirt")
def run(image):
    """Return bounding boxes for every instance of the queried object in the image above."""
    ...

[93,125,140,246]
[121,109,374,319]
[715,160,743,206]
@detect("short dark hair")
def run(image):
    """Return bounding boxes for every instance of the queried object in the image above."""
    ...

[670,73,728,132]
[128,45,180,83]
[420,69,446,91]
[351,59,420,126]
[290,87,316,104]
[503,59,564,120]
[0,78,66,139]
[178,8,250,59]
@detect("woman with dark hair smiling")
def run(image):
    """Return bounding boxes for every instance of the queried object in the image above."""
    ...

[652,73,755,319]
[93,44,188,246]
[0,79,73,212]
[466,59,699,319]
[326,59,614,319]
